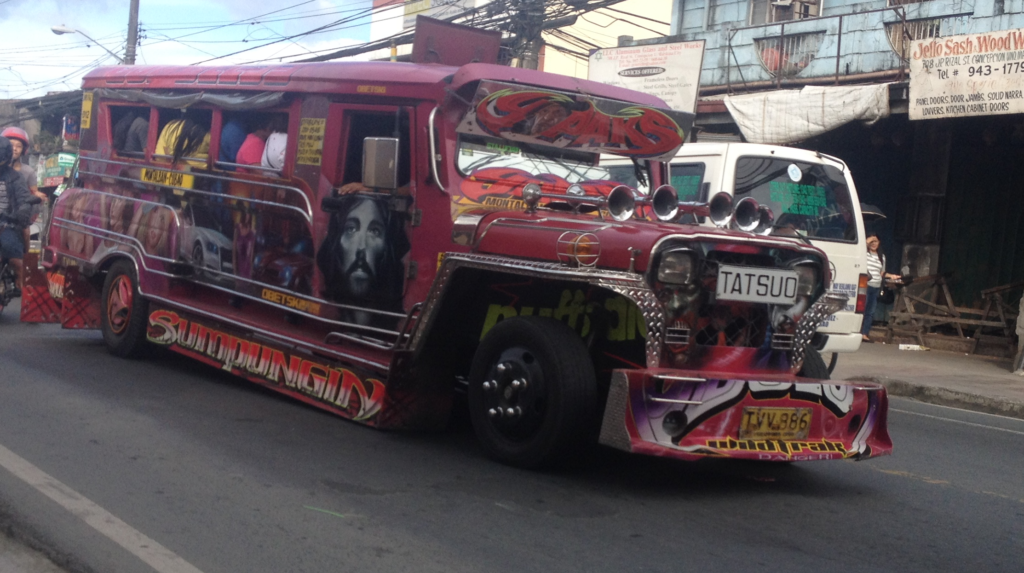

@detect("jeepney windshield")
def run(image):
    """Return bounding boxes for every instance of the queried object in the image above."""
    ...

[735,156,858,243]
[456,134,647,188]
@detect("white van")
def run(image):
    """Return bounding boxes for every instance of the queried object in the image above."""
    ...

[605,143,868,365]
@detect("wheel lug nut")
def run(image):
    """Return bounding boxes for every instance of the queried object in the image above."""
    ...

[482,380,494,391]
[511,379,520,390]
[497,363,507,374]
[488,408,502,418]
[505,407,516,417]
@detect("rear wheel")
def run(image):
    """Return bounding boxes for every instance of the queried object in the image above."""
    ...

[101,260,150,358]
[468,316,598,469]
[798,348,830,380]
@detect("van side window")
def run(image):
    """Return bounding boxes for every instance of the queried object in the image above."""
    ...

[154,109,212,167]
[670,163,706,202]
[110,105,150,157]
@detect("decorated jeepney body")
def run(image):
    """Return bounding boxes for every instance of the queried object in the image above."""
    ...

[35,62,891,468]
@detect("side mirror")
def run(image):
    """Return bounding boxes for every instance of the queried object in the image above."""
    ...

[362,137,400,191]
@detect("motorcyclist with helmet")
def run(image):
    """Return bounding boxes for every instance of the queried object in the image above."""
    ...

[2,127,47,290]
[0,136,34,298]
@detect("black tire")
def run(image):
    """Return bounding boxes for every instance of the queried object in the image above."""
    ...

[798,348,830,380]
[468,316,598,469]
[826,352,838,375]
[101,260,150,358]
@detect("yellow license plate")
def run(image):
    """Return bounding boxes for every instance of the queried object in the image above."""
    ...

[141,168,194,190]
[739,407,812,440]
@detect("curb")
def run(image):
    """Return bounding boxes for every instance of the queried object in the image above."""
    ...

[847,376,1024,421]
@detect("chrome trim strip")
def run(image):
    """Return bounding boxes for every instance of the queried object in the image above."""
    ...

[647,397,704,405]
[475,217,618,250]
[78,156,313,221]
[428,106,443,191]
[650,374,706,382]
[650,231,824,257]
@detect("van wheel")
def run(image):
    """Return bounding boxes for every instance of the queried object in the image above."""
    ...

[798,348,830,380]
[468,316,597,469]
[101,260,150,358]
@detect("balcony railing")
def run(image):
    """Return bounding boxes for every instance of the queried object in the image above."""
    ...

[726,6,911,92]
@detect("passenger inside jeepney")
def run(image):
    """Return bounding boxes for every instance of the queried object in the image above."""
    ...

[155,112,211,168]
[112,108,149,156]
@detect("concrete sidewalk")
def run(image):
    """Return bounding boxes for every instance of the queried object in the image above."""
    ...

[832,340,1024,419]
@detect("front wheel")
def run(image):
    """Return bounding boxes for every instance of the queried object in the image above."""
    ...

[468,316,598,469]
[101,260,150,358]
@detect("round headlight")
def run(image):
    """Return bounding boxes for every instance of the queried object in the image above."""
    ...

[657,251,696,284]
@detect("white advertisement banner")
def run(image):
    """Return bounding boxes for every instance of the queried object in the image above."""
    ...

[588,41,705,113]
[909,28,1024,120]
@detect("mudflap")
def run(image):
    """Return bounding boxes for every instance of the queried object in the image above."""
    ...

[20,251,62,323]
[599,368,892,462]
[60,266,101,329]
[375,350,455,431]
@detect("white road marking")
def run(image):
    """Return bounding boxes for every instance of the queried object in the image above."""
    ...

[0,442,205,573]
[892,398,1024,422]
[891,408,1024,436]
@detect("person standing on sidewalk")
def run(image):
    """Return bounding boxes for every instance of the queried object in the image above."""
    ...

[862,233,900,342]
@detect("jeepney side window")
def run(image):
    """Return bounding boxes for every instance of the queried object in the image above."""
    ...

[336,110,411,189]
[215,110,290,175]
[154,108,212,167]
[110,105,150,158]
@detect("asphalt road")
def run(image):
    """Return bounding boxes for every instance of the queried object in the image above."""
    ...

[0,309,1022,573]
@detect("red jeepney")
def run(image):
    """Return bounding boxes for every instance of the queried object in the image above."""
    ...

[36,62,891,468]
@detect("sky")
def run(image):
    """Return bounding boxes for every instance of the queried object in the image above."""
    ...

[0,0,381,99]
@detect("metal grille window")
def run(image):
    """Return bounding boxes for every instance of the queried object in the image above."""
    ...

[753,32,826,78]
[749,0,820,26]
[886,15,972,60]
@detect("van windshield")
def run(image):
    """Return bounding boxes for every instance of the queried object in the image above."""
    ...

[734,156,857,243]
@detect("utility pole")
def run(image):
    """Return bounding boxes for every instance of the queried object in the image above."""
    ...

[125,0,140,65]
[516,0,545,70]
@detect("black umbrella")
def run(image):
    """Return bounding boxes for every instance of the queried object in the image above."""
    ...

[860,203,886,222]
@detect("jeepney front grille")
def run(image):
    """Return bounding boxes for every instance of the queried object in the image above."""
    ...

[693,305,769,348]
[771,333,795,350]
[665,321,690,345]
